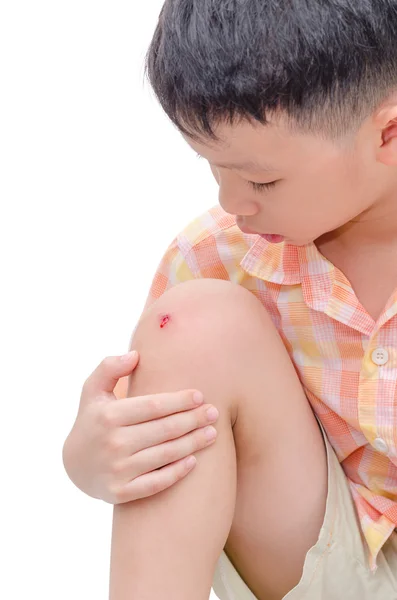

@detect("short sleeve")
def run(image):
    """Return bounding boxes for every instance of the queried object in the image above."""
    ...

[142,236,197,312]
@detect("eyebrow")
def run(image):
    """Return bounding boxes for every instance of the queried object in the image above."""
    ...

[196,153,277,173]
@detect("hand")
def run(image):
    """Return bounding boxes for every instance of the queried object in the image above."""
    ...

[62,352,219,504]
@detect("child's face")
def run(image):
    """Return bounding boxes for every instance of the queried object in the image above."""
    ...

[183,110,397,246]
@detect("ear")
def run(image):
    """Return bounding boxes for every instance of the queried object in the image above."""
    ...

[375,101,397,167]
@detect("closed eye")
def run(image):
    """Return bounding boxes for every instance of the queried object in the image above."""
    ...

[248,181,278,193]
[196,153,279,193]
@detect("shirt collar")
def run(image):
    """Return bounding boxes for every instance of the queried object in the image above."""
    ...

[239,236,334,286]
[239,234,376,335]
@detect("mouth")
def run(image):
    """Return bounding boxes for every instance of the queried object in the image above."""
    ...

[237,222,285,244]
[259,234,285,244]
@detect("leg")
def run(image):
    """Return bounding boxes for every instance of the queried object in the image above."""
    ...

[109,279,327,600]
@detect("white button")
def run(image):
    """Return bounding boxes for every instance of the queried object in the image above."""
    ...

[371,348,389,366]
[374,438,389,454]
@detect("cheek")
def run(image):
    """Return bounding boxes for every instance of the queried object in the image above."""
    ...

[331,157,377,213]
[304,164,373,232]
[306,155,358,208]
[272,170,356,236]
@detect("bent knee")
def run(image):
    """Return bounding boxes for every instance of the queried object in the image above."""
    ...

[128,279,289,413]
[127,279,252,429]
[137,278,274,347]
[132,279,275,373]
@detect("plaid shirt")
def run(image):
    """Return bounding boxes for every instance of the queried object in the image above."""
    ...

[143,204,397,570]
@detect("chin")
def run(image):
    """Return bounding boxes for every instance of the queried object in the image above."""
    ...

[284,237,314,247]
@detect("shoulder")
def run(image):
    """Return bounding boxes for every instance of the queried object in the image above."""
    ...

[174,204,256,266]
[143,205,260,309]
[177,204,237,243]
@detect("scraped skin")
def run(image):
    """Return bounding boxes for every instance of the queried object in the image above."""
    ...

[159,314,172,329]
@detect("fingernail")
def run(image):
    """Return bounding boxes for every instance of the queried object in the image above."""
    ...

[185,456,196,469]
[121,350,137,362]
[206,407,219,421]
[193,391,204,405]
[205,426,217,441]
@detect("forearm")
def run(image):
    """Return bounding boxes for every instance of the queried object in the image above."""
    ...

[108,409,237,600]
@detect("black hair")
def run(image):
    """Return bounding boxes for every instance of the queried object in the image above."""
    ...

[145,0,397,143]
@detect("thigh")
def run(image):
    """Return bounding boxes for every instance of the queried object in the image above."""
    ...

[222,296,327,600]
[214,430,397,600]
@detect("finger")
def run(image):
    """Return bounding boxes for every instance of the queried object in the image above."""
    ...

[81,352,140,400]
[124,424,217,479]
[110,456,198,503]
[112,389,205,427]
[122,403,219,455]
[114,376,129,400]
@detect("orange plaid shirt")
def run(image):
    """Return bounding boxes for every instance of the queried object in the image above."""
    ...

[143,204,397,570]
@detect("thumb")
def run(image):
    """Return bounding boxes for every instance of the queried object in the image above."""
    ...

[81,351,140,401]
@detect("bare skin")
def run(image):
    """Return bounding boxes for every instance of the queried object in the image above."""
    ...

[110,93,397,598]
[109,278,327,600]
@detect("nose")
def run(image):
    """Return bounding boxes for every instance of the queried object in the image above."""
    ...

[217,170,259,218]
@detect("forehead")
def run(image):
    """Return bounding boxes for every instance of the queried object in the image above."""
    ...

[183,117,332,173]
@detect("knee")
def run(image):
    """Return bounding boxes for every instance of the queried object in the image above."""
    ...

[140,277,271,334]
[133,278,271,362]
[128,279,281,403]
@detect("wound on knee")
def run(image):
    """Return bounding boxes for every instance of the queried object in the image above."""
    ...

[159,313,172,329]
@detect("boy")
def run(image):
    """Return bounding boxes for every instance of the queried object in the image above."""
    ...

[62,1,397,598]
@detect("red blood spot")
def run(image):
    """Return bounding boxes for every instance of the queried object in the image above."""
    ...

[160,314,171,328]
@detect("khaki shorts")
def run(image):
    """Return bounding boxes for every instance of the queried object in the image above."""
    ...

[212,424,397,600]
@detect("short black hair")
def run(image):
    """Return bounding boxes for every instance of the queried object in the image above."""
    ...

[145,0,397,143]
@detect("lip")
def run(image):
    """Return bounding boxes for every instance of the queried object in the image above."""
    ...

[237,223,284,241]
[259,233,285,244]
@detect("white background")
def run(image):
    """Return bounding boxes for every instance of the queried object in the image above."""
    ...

[1,2,220,598]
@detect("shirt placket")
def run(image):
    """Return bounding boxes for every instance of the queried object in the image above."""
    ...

[359,321,397,464]
[298,245,396,458]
